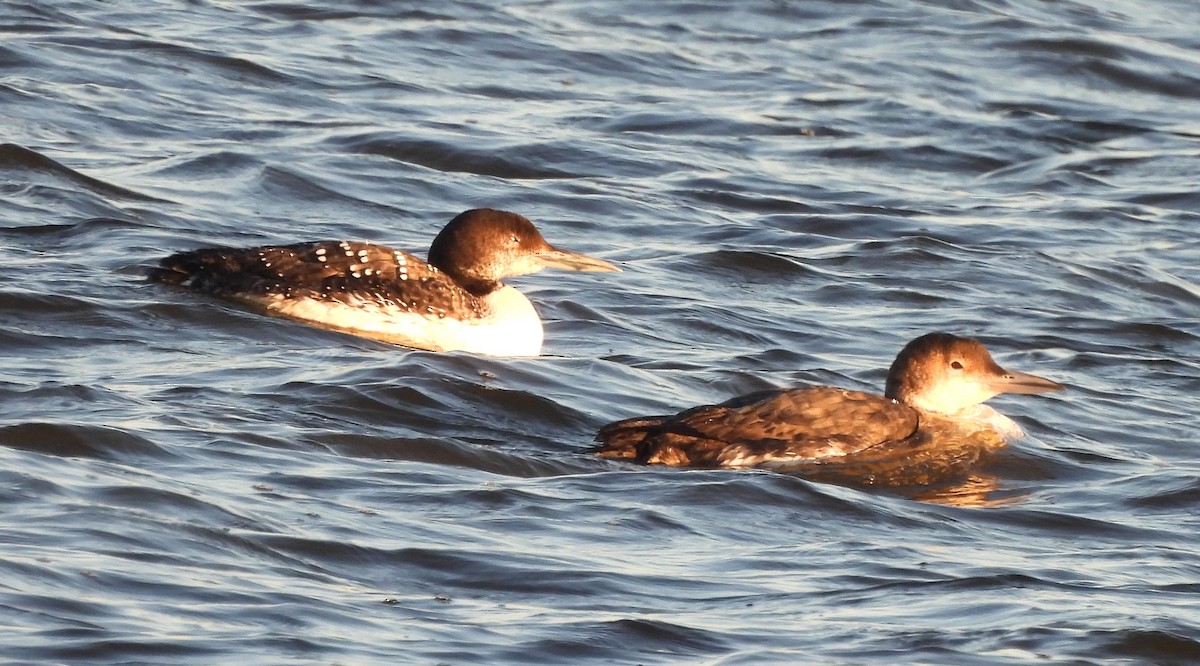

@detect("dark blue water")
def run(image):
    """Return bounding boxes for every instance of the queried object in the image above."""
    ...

[2,0,1199,662]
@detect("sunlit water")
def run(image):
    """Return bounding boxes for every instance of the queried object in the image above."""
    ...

[2,0,1199,662]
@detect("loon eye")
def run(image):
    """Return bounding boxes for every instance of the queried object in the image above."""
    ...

[950,360,964,370]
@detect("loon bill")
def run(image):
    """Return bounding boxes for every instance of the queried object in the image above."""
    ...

[595,332,1065,485]
[150,208,620,356]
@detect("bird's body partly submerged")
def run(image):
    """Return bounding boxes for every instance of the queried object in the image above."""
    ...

[150,209,619,356]
[595,333,1065,486]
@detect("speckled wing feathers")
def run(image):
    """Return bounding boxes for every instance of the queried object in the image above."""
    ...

[595,387,920,467]
[153,241,485,319]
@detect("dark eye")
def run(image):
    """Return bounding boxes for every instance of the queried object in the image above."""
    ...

[950,360,964,370]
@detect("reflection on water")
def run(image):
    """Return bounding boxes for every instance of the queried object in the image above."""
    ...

[779,413,1009,488]
[910,474,1027,508]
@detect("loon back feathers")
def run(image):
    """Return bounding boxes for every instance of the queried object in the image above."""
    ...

[151,241,483,319]
[596,386,920,467]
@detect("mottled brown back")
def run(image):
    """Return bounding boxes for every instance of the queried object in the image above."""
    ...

[151,241,485,318]
[595,386,920,467]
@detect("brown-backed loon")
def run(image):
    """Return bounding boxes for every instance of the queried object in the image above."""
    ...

[595,332,1064,484]
[150,208,619,356]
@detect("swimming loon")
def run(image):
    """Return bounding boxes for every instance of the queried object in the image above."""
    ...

[150,208,619,356]
[595,332,1064,482]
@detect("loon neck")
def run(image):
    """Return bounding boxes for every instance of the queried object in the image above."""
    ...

[441,269,501,297]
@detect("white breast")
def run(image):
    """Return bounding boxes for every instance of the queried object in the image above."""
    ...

[240,285,545,356]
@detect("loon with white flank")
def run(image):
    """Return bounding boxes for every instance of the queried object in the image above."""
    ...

[595,333,1065,485]
[150,208,620,356]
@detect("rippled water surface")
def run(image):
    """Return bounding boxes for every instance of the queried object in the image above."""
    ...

[3,0,1199,662]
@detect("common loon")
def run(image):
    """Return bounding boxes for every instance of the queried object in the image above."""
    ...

[595,332,1064,484]
[150,208,619,356]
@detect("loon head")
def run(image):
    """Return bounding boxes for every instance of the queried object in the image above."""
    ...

[884,332,1064,415]
[427,208,619,295]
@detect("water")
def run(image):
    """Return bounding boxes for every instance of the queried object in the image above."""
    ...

[2,0,1199,662]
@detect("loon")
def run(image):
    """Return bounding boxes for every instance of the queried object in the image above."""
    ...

[150,208,619,356]
[595,332,1065,484]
